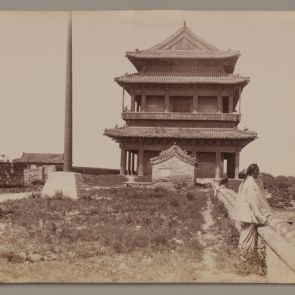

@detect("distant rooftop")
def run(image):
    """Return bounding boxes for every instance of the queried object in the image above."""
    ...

[13,153,64,164]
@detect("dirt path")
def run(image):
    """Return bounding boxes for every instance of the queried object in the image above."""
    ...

[0,192,30,203]
[197,190,266,283]
[199,193,218,276]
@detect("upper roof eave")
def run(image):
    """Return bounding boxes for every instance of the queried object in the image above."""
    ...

[126,50,240,60]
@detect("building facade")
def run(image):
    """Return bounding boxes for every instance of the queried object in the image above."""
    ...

[104,24,257,178]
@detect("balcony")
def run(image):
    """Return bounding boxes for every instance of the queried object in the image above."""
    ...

[122,111,241,122]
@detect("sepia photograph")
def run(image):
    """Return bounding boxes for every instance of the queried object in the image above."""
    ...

[0,10,295,283]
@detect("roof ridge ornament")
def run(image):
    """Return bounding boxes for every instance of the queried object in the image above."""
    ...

[150,144,198,166]
[183,21,186,27]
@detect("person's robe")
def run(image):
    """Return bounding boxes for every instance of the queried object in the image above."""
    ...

[234,176,273,225]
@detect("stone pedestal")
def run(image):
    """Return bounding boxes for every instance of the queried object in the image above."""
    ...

[42,172,78,199]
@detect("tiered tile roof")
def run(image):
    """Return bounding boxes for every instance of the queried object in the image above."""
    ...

[126,49,240,59]
[115,73,249,86]
[104,126,257,140]
[126,24,240,72]
[150,144,198,166]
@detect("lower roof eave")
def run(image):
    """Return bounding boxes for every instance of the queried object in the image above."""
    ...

[103,127,257,148]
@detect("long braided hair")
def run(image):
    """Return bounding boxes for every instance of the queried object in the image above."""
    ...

[240,163,259,190]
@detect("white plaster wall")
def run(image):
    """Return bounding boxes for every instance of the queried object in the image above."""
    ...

[266,244,295,283]
[152,155,194,180]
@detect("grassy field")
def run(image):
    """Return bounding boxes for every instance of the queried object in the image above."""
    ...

[0,186,208,283]
[0,186,40,195]
[0,172,266,282]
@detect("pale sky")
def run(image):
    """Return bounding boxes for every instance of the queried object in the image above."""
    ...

[1,11,295,176]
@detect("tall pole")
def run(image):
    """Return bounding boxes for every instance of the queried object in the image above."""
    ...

[64,12,73,172]
[238,87,241,114]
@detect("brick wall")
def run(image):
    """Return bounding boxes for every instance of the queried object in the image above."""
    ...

[146,96,165,112]
[24,167,45,186]
[198,96,218,113]
[196,152,216,178]
[145,60,223,74]
[152,156,195,181]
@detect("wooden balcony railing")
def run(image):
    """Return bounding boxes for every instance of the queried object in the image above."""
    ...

[122,112,241,122]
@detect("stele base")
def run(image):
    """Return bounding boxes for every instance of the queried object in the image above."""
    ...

[42,171,78,200]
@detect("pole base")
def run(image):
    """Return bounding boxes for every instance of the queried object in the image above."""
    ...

[42,172,78,199]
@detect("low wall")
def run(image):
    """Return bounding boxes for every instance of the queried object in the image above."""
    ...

[24,167,44,186]
[0,162,24,187]
[72,166,120,175]
[213,182,295,283]
[24,165,56,186]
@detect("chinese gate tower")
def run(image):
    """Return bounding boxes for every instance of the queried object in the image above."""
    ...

[104,24,257,178]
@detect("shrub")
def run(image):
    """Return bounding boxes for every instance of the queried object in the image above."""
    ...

[260,172,295,209]
[186,191,195,201]
[31,179,44,186]
[170,197,180,207]
[151,232,167,246]
[0,251,26,264]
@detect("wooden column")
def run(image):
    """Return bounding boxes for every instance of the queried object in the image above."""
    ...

[122,88,125,111]
[235,152,240,179]
[193,90,198,113]
[221,153,224,178]
[131,152,135,175]
[141,95,146,112]
[229,95,234,113]
[192,150,198,159]
[127,151,131,175]
[64,13,73,172]
[134,153,137,175]
[165,92,170,112]
[138,149,144,176]
[120,148,126,175]
[131,94,135,111]
[217,95,222,113]
[215,150,222,179]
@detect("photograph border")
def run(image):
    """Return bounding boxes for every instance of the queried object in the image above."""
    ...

[0,0,295,294]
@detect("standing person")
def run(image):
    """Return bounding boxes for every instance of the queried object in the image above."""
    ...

[234,163,273,275]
